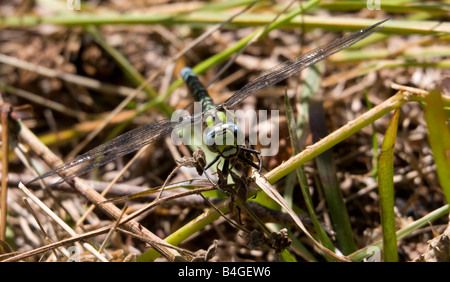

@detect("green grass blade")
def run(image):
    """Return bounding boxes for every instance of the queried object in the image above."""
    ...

[378,108,400,262]
[285,88,336,261]
[309,98,356,255]
[424,89,450,203]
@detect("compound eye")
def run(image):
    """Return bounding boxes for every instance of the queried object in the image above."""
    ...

[204,123,244,155]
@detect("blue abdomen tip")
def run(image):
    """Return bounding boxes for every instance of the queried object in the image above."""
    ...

[180,67,194,79]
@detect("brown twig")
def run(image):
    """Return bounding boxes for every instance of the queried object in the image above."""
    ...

[0,104,10,241]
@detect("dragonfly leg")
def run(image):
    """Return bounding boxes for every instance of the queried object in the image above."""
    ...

[204,154,220,171]
[220,158,230,183]
[240,146,262,173]
[203,154,228,194]
[214,158,231,195]
[203,169,225,193]
[238,153,260,170]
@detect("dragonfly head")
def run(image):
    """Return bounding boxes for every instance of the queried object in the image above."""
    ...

[204,122,244,158]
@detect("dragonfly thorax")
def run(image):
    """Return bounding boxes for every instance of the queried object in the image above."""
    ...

[204,122,244,158]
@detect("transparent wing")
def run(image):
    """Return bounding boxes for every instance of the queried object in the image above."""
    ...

[28,113,202,187]
[222,18,388,108]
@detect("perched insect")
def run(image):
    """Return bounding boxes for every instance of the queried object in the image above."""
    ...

[28,19,388,190]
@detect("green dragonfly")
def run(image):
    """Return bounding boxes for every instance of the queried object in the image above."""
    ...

[28,18,388,189]
[178,67,263,189]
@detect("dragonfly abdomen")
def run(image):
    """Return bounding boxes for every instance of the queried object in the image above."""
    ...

[180,67,216,112]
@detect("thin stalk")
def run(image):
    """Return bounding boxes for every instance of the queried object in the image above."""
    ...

[0,106,10,241]
[378,109,400,262]
[309,97,356,255]
[18,183,108,262]
[365,92,379,178]
[321,1,450,15]
[285,90,334,261]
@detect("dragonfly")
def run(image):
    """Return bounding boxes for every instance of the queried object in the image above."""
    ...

[28,18,388,189]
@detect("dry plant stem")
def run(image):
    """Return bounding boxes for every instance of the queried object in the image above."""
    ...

[16,120,180,261]
[165,137,192,180]
[0,105,9,241]
[391,83,429,95]
[18,182,108,262]
[98,203,128,255]
[120,186,216,225]
[1,84,83,119]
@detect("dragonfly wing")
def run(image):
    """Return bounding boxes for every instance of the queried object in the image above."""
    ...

[223,18,388,108]
[28,116,195,187]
